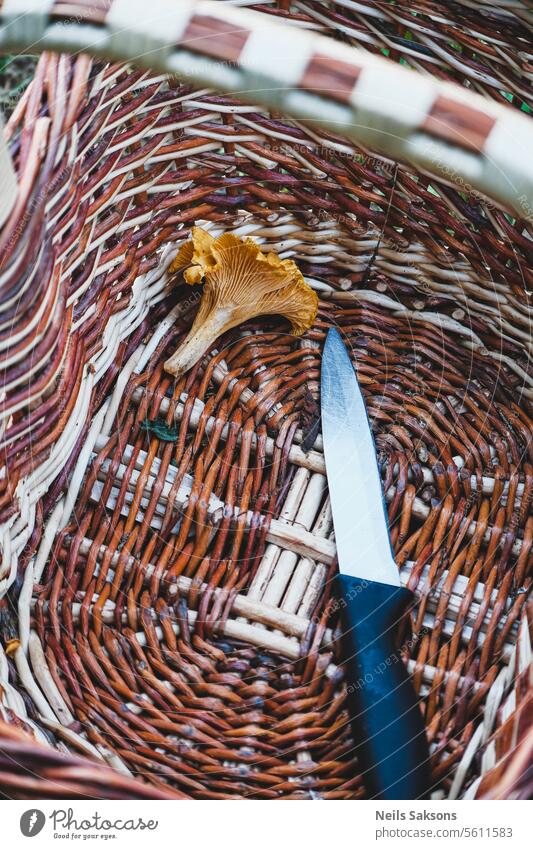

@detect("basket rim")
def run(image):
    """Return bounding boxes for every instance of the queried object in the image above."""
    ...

[0,0,532,217]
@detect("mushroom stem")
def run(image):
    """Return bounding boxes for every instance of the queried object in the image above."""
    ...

[164,308,232,377]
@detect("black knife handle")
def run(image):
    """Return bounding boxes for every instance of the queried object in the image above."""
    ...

[333,573,432,800]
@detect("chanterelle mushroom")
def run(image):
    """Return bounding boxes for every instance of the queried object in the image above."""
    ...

[164,227,318,377]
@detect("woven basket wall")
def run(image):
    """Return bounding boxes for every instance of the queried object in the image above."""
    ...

[0,0,532,800]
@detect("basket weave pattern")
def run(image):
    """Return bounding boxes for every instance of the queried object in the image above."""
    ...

[0,1,532,800]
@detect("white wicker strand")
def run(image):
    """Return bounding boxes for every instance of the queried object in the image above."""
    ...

[27,632,75,726]
[260,472,326,608]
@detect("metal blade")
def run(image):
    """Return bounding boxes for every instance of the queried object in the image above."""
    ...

[321,327,400,586]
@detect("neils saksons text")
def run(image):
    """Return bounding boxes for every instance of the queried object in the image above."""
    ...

[376,811,458,821]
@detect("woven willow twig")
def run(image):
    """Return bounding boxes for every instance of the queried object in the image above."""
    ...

[67,535,515,666]
[131,385,530,502]
[84,443,519,660]
[88,428,528,566]
[0,0,531,802]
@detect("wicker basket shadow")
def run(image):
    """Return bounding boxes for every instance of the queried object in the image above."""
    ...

[0,0,531,801]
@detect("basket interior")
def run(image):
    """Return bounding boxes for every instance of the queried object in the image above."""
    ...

[1,10,532,801]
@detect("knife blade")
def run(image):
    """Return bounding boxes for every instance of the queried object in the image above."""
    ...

[321,326,431,800]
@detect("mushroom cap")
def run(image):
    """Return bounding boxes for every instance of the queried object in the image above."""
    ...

[164,227,318,377]
[169,227,318,335]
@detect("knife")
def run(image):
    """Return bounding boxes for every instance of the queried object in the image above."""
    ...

[321,326,431,800]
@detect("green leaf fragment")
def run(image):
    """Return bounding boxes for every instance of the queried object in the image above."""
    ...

[140,418,179,442]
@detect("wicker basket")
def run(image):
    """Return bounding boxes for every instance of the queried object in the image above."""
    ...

[0,0,531,801]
